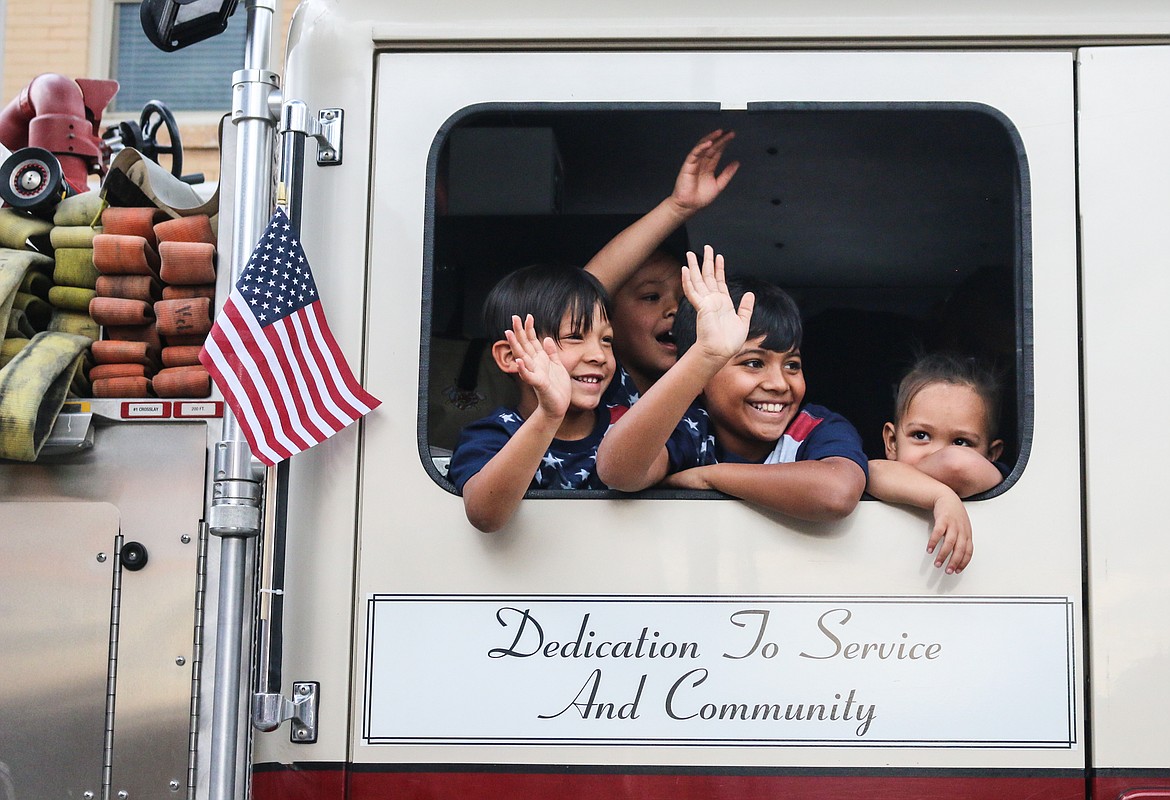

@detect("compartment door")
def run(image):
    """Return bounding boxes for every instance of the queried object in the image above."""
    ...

[362,48,1080,779]
[0,502,119,800]
[1079,44,1170,787]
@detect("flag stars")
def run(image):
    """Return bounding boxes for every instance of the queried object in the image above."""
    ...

[212,207,380,465]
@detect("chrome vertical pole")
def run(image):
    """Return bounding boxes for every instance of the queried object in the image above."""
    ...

[207,0,280,798]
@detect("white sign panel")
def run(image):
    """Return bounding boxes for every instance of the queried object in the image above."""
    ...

[363,595,1075,748]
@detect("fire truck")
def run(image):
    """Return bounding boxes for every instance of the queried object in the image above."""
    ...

[3,2,1170,799]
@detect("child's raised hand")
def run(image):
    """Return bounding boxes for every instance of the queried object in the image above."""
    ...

[505,314,571,419]
[670,129,740,215]
[928,492,973,574]
[682,245,754,363]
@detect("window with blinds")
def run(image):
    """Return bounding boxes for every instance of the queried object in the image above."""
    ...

[110,1,245,112]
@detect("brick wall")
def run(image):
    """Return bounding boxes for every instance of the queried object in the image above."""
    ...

[2,0,91,101]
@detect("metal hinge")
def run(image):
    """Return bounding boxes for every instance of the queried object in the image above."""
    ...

[251,681,319,743]
[315,109,343,166]
[280,101,343,166]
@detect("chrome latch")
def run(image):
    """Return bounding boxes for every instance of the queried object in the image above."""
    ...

[315,109,343,166]
[251,681,318,743]
[280,101,343,166]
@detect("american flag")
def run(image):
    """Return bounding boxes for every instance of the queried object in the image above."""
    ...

[199,208,380,466]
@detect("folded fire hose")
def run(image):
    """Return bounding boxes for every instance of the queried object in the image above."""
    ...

[0,208,53,250]
[0,179,220,456]
[53,190,105,228]
[0,221,97,461]
[0,249,54,337]
[0,331,92,461]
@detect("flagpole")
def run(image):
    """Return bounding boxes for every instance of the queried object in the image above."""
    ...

[251,101,305,706]
[208,0,279,798]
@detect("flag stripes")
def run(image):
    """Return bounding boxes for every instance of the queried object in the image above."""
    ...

[200,208,380,466]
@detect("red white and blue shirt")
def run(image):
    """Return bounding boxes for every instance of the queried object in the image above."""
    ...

[665,403,868,477]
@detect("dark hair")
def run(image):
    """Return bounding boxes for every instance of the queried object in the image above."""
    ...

[650,238,688,269]
[482,263,611,343]
[894,352,1002,438]
[673,276,802,357]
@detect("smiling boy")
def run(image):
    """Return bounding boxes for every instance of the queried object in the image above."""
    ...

[606,250,685,396]
[584,129,738,403]
[596,247,867,522]
[448,263,617,532]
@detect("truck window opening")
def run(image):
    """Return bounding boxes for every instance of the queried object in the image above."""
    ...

[422,106,1029,496]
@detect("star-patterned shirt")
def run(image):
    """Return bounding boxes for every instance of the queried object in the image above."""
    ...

[607,363,642,407]
[447,403,628,492]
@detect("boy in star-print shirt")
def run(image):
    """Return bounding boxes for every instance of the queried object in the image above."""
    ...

[597,247,867,522]
[447,264,624,532]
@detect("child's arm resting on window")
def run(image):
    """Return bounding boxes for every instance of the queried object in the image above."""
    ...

[596,247,753,490]
[584,130,739,293]
[866,458,973,573]
[661,457,866,522]
[461,412,561,532]
[461,316,569,532]
[911,445,1004,498]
